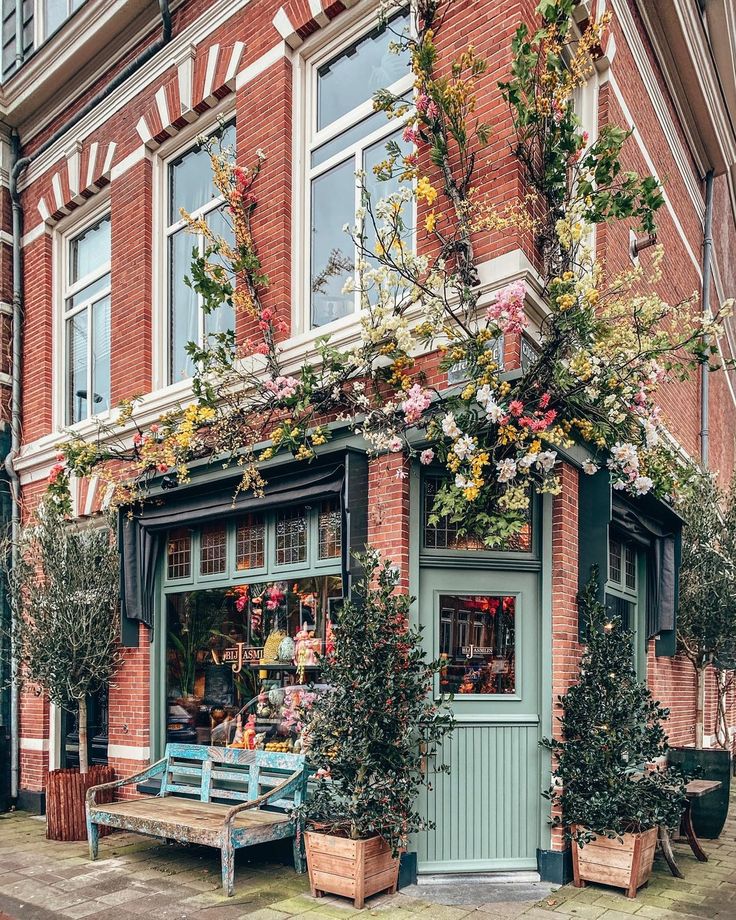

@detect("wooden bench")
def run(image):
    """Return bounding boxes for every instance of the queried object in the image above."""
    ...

[85,744,308,896]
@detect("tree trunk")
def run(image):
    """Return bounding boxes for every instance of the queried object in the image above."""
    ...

[78,699,89,775]
[695,664,706,750]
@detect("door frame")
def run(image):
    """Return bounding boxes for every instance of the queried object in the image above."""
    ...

[408,464,555,866]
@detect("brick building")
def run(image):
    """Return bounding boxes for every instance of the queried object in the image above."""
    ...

[0,0,735,884]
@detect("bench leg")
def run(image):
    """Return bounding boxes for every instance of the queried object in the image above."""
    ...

[293,835,306,874]
[221,843,235,897]
[87,820,99,861]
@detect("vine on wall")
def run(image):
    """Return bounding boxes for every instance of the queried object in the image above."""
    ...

[49,0,730,548]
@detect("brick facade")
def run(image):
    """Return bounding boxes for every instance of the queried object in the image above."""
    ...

[4,0,736,876]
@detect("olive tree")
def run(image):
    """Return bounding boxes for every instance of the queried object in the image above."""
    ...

[677,471,736,749]
[5,503,120,773]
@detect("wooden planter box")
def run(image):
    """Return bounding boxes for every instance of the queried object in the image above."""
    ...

[304,831,400,909]
[571,826,657,898]
[46,766,115,841]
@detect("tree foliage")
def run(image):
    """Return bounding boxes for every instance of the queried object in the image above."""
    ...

[542,569,686,844]
[298,551,453,852]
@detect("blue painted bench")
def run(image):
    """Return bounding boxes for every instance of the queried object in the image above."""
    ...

[85,744,308,896]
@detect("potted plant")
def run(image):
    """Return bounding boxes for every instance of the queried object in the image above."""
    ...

[542,570,686,898]
[671,470,736,838]
[4,501,120,840]
[298,551,452,909]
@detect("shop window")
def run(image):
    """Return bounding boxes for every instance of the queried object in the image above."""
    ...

[438,594,516,695]
[165,576,342,748]
[165,121,236,383]
[200,523,227,576]
[305,8,412,328]
[235,514,265,571]
[423,475,532,552]
[318,500,341,559]
[276,507,308,565]
[63,212,111,425]
[167,528,192,580]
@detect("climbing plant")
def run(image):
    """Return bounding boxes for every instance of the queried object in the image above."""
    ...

[49,0,730,549]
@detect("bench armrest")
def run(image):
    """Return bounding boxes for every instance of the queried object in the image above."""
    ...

[86,758,168,808]
[223,769,305,828]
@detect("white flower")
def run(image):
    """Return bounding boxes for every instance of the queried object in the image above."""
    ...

[453,435,476,460]
[441,413,461,439]
[537,450,557,472]
[633,475,654,496]
[496,458,518,483]
[582,459,599,476]
[388,436,403,453]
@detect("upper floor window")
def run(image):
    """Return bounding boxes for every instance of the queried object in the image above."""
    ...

[306,9,413,328]
[166,122,235,383]
[63,213,111,425]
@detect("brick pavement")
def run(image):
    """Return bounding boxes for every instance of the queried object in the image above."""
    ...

[0,792,734,920]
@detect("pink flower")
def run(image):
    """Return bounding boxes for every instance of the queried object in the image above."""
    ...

[419,449,435,465]
[486,280,527,335]
[401,384,432,424]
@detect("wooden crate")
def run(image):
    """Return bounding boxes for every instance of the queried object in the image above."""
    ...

[305,831,400,909]
[571,826,658,898]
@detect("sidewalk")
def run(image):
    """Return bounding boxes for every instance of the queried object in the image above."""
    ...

[0,796,734,920]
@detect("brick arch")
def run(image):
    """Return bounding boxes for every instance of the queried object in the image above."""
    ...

[135,40,246,148]
[37,140,117,223]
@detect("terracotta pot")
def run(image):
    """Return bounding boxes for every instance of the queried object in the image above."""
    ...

[571,825,657,898]
[46,766,115,841]
[304,830,400,909]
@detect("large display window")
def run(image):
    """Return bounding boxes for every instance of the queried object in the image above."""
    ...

[161,502,343,754]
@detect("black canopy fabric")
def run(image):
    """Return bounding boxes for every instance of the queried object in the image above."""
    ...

[611,496,679,639]
[119,463,345,630]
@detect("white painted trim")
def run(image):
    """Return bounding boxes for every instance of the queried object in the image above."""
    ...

[20,737,49,752]
[609,0,705,219]
[608,72,702,280]
[107,743,151,761]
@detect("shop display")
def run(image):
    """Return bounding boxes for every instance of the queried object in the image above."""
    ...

[165,575,341,750]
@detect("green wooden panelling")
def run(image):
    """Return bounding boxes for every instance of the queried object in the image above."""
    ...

[416,721,540,870]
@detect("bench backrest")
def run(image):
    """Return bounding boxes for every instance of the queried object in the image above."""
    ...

[161,744,307,812]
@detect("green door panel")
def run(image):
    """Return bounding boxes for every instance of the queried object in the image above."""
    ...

[417,568,541,871]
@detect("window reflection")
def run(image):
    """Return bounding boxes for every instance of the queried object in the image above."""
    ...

[439,594,516,695]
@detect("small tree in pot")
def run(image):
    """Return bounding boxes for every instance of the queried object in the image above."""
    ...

[4,501,120,839]
[543,570,686,898]
[672,470,736,837]
[299,550,452,909]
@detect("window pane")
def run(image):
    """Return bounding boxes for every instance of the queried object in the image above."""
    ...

[310,157,355,327]
[609,538,622,583]
[276,507,308,565]
[317,10,410,131]
[318,500,341,559]
[168,123,235,223]
[169,229,198,381]
[44,0,66,37]
[439,594,516,695]
[70,215,110,284]
[204,206,235,341]
[200,523,227,575]
[91,293,110,416]
[235,514,265,571]
[167,528,191,580]
[66,311,87,424]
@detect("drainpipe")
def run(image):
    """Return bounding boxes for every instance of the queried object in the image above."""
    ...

[5,0,172,804]
[700,170,714,470]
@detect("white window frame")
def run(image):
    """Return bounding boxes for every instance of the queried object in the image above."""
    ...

[151,104,236,391]
[53,198,112,430]
[293,3,414,336]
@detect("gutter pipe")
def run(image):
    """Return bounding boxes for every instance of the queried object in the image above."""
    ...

[6,0,172,802]
[700,169,714,470]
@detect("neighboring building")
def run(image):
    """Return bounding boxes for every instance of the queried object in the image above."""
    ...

[0,0,735,883]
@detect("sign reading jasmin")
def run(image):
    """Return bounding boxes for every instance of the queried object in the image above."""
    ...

[212,644,264,674]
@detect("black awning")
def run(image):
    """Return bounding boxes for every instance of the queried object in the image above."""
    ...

[119,462,345,633]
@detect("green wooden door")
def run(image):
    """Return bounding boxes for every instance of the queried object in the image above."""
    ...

[416,567,541,872]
